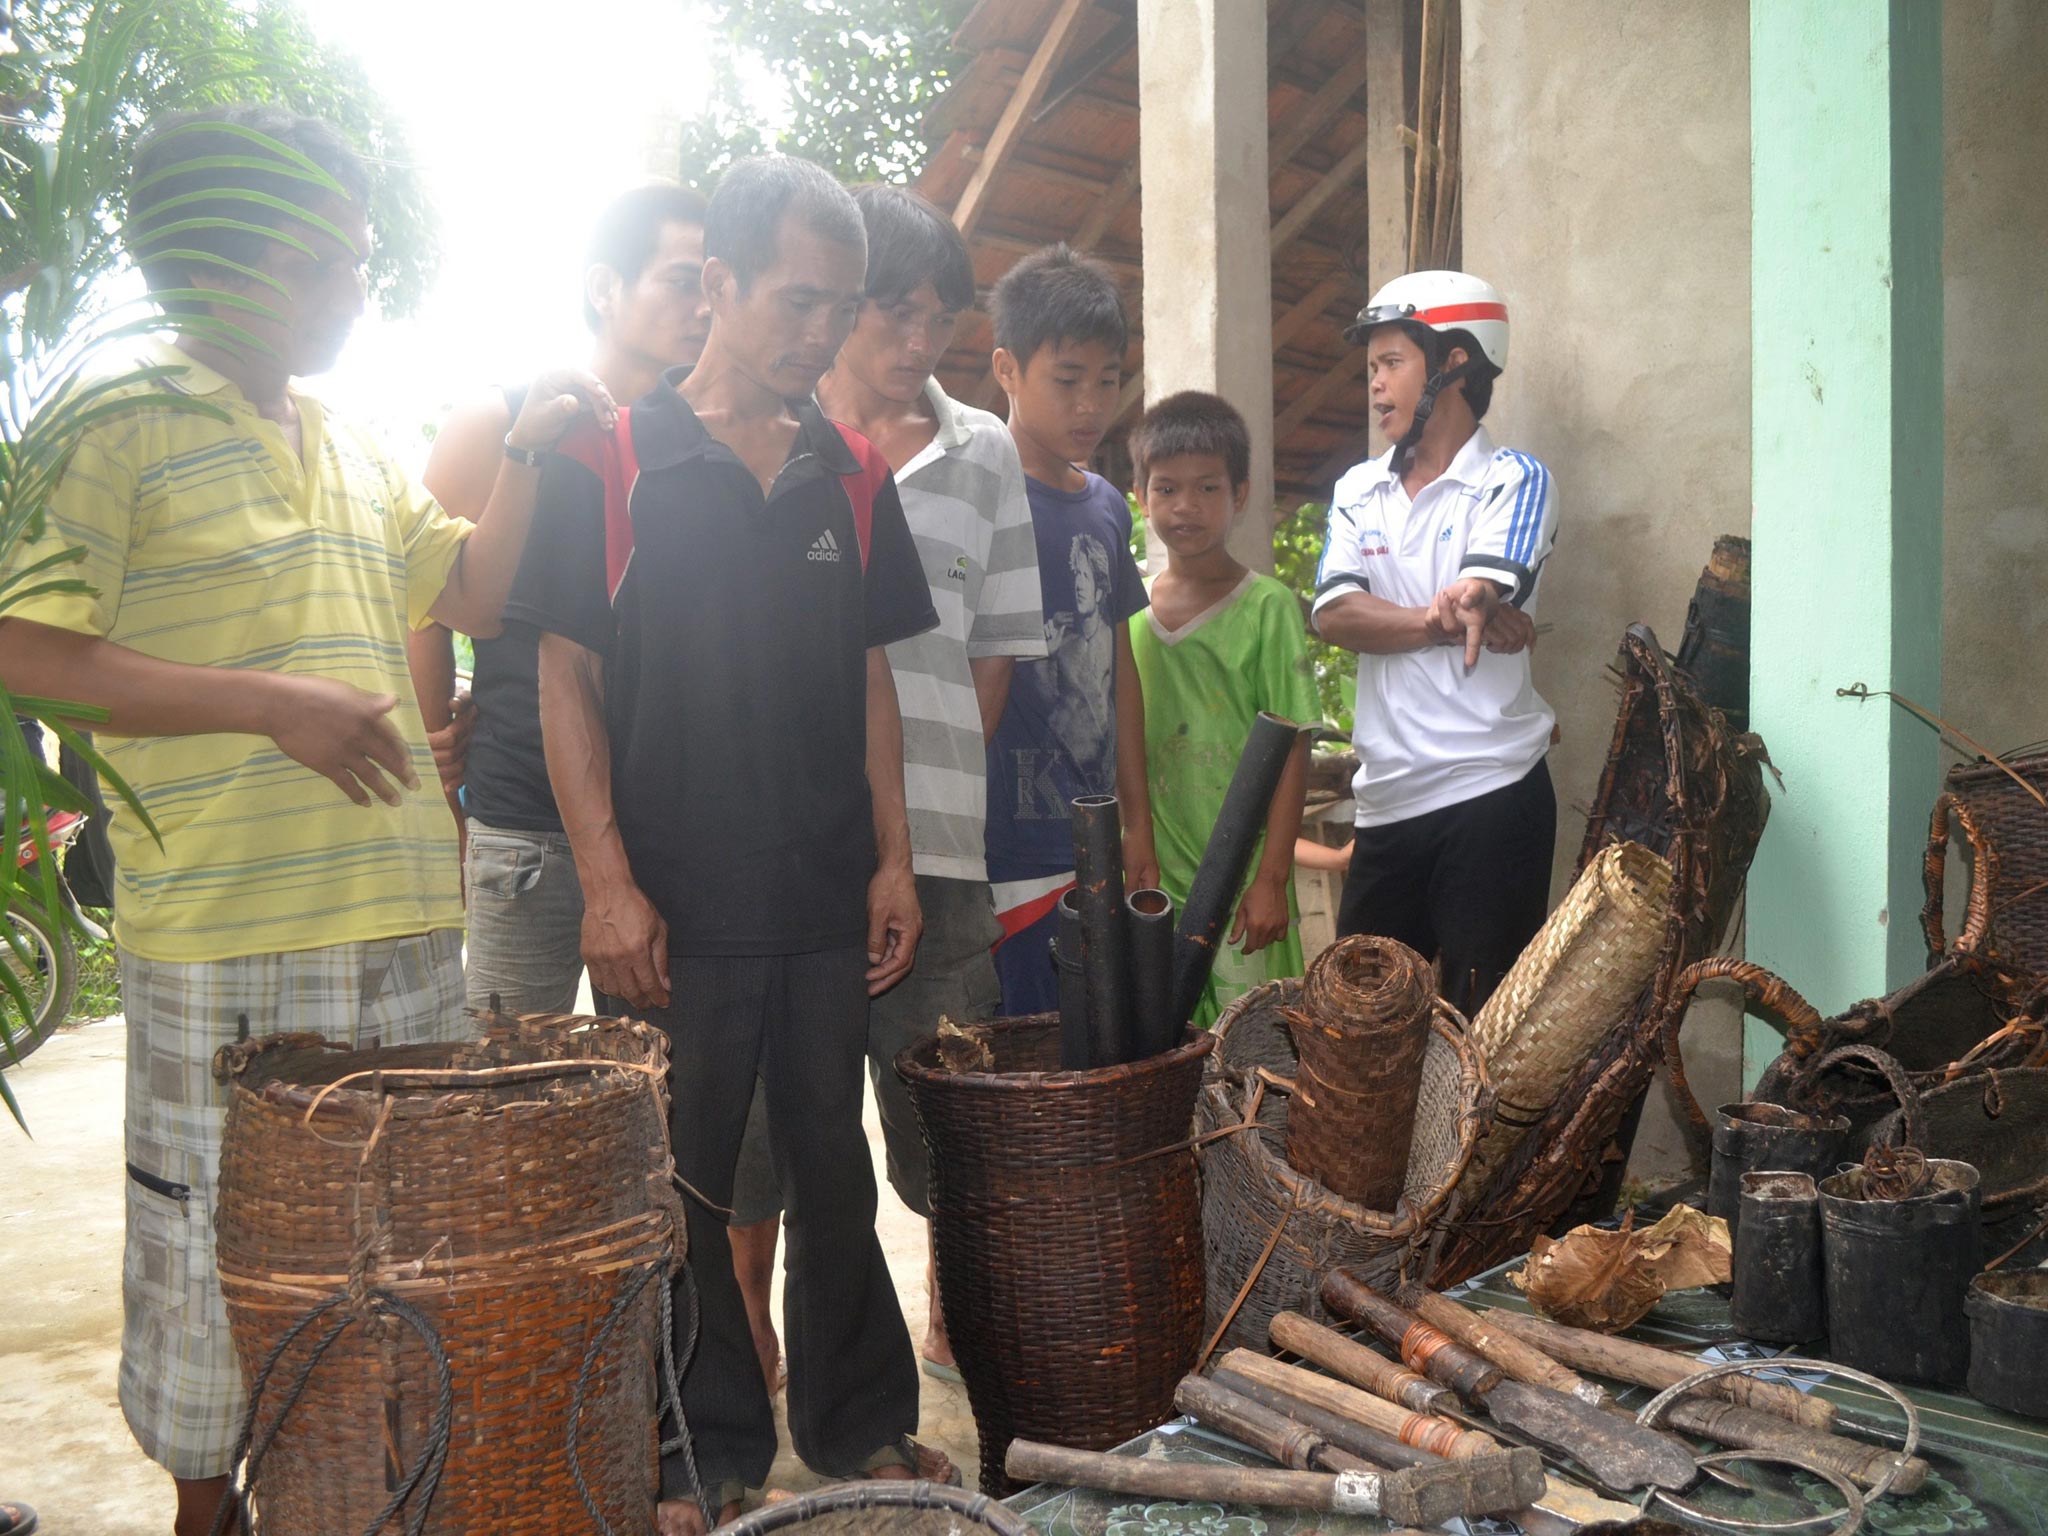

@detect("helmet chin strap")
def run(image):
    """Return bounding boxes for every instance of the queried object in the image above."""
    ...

[1390,359,1472,477]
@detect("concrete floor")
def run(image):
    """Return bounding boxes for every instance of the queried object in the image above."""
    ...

[0,1016,979,1533]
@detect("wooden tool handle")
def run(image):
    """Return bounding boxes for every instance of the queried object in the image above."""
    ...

[1270,1311,1452,1416]
[1483,1309,1838,1431]
[1177,1374,1326,1472]
[1663,1396,1930,1495]
[1322,1272,1503,1399]
[1405,1290,1605,1404]
[1217,1349,1498,1460]
[1006,1439,1358,1512]
[1210,1366,1436,1470]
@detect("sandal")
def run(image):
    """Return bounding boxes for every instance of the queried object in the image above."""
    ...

[919,1355,964,1386]
[861,1435,962,1488]
[0,1504,37,1536]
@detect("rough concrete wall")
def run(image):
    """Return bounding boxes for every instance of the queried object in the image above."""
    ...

[1942,0,2048,761]
[1459,0,1754,1179]
[1458,0,2048,1185]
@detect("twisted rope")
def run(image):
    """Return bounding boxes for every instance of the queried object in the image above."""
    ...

[209,1288,453,1536]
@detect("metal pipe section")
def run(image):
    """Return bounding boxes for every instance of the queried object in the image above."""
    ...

[1126,887,1177,1059]
[1170,712,1305,1027]
[1071,794,1133,1067]
[1054,887,1091,1070]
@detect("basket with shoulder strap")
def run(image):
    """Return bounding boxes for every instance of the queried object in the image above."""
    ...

[1196,980,1487,1358]
[1434,624,1770,1282]
[1922,747,2048,975]
[212,1011,684,1536]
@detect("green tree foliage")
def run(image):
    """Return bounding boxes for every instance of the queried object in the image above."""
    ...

[1273,500,1355,734]
[673,0,977,187]
[2,0,438,318]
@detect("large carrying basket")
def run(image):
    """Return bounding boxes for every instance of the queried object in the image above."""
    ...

[213,1013,682,1535]
[1436,624,1769,1281]
[1922,748,2048,973]
[898,1016,1213,1498]
[1197,980,1486,1357]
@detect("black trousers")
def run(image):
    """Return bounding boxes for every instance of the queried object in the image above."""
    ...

[615,948,918,1495]
[1336,758,1557,1017]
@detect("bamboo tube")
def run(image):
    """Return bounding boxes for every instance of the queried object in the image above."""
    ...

[1482,1310,1838,1431]
[1407,0,1446,270]
[1216,1349,1498,1460]
[1404,1291,1609,1405]
[1269,1311,1455,1416]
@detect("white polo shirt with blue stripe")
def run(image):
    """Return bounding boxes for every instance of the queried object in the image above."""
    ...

[1310,425,1559,828]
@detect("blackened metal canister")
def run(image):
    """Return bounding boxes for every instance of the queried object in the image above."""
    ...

[1708,1101,1851,1242]
[1818,1159,1981,1387]
[1730,1171,1825,1344]
[1966,1270,2048,1419]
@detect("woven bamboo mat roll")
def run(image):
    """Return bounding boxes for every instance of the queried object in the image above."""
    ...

[1284,935,1436,1209]
[1461,841,1674,1199]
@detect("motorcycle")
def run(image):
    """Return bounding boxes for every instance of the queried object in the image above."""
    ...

[3,806,107,1063]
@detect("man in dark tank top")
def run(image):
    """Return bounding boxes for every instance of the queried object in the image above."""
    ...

[406,181,711,1016]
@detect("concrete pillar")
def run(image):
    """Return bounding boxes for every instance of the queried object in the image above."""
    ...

[1136,0,1275,572]
[1746,0,1943,1080]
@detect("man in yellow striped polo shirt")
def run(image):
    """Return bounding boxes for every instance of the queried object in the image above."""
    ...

[0,105,608,1535]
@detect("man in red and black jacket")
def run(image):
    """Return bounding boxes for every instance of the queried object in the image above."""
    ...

[506,156,939,1534]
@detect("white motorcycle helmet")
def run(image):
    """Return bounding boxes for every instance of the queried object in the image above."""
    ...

[1345,271,1508,469]
[1344,269,1509,373]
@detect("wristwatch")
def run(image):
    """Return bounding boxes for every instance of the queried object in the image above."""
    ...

[503,438,550,468]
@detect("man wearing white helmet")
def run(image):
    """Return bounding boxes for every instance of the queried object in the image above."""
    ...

[1309,270,1557,1016]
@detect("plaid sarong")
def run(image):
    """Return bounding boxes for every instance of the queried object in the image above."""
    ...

[116,929,466,1478]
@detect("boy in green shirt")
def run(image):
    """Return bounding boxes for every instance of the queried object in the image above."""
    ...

[1128,391,1320,1025]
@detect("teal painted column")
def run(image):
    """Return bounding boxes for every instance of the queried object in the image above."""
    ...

[1745,0,1944,1083]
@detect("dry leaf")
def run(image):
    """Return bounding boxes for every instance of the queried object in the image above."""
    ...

[934,1015,994,1074]
[1638,1204,1732,1292]
[1508,1206,1731,1332]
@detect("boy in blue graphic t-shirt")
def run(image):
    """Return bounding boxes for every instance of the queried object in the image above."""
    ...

[984,244,1155,1013]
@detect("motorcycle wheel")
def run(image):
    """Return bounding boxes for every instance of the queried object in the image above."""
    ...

[1,901,78,1065]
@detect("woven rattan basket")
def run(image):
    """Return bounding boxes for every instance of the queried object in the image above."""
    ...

[1867,1066,2048,1213]
[1922,749,2048,973]
[713,1481,1033,1534]
[1728,951,2047,1144]
[1282,936,1436,1210]
[1436,624,1769,1282]
[1462,841,1674,1199]
[213,1013,681,1535]
[1197,980,1487,1357]
[897,1016,1211,1498]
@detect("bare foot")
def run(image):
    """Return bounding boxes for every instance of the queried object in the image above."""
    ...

[656,1496,744,1535]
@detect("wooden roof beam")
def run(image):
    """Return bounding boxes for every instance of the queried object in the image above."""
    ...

[1269,50,1374,172]
[977,231,1142,283]
[1274,348,1370,443]
[1269,131,1375,257]
[1272,271,1355,352]
[1033,9,1138,124]
[952,0,1099,239]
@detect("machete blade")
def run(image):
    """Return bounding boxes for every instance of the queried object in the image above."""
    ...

[1482,1378,1696,1492]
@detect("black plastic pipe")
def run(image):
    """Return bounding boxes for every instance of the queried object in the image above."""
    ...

[1070,794,1133,1068]
[1169,713,1305,1028]
[1054,887,1091,1070]
[1126,888,1177,1060]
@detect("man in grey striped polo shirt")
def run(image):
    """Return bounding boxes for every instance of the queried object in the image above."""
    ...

[776,185,1045,1379]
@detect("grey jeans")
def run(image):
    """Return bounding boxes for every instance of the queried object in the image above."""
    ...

[730,874,1003,1223]
[462,820,585,1014]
